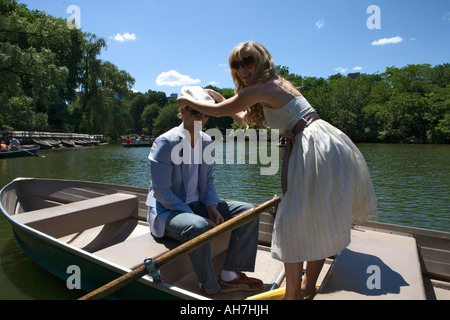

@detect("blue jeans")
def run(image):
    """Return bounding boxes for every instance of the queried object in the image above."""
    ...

[163,200,258,294]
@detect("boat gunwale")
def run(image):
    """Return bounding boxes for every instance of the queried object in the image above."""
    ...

[357,220,449,240]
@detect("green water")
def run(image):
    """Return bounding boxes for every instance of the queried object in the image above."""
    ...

[0,142,449,299]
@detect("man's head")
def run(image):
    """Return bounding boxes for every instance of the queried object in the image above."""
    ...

[180,106,209,130]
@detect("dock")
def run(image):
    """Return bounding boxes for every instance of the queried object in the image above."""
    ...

[1,131,104,148]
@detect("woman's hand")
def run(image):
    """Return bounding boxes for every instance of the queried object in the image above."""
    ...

[176,96,189,109]
[205,89,226,103]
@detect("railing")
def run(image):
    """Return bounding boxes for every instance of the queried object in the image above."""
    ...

[1,131,104,144]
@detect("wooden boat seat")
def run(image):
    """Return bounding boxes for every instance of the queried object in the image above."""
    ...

[315,227,427,300]
[94,230,232,285]
[12,193,138,239]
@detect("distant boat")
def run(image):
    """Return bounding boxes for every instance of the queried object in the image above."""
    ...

[122,143,153,148]
[61,140,76,147]
[33,139,53,149]
[74,140,92,146]
[0,146,40,159]
[46,139,61,148]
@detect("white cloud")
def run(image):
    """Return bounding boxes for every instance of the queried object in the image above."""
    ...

[315,19,324,30]
[443,12,450,22]
[334,66,363,74]
[208,80,220,86]
[112,32,137,42]
[371,36,404,46]
[335,67,348,74]
[155,70,201,87]
[218,63,229,71]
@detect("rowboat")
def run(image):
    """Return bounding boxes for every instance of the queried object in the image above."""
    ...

[122,143,153,148]
[33,139,53,149]
[0,178,448,300]
[0,146,40,159]
[74,140,92,146]
[61,140,76,147]
[51,140,62,147]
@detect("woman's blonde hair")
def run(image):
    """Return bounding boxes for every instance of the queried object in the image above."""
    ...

[229,41,278,128]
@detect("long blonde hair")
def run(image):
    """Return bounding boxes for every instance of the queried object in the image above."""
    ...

[229,41,278,128]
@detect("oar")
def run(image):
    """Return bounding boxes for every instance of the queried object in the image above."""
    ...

[79,196,281,300]
[21,148,43,158]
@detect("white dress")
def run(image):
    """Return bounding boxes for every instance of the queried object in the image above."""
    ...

[264,96,378,262]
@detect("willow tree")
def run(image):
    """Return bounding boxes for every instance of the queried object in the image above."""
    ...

[0,0,82,131]
[71,35,135,138]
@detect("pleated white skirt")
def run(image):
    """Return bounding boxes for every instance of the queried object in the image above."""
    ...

[271,120,378,262]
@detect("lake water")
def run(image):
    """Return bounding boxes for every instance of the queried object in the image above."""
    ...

[0,142,449,299]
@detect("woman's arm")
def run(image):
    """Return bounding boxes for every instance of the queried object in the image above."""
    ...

[177,85,264,118]
[176,94,243,117]
[204,89,246,123]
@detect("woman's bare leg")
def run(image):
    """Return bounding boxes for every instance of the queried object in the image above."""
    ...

[284,262,303,300]
[301,259,325,299]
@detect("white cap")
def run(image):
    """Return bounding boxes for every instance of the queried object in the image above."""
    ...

[180,86,215,104]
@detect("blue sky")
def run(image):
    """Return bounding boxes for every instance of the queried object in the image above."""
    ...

[20,0,450,96]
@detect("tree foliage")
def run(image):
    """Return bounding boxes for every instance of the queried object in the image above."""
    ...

[1,1,448,144]
[0,0,134,139]
[277,65,450,143]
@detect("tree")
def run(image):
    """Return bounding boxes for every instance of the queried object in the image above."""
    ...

[152,102,180,136]
[141,103,161,135]
[0,0,86,131]
[203,85,239,132]
[71,34,135,136]
[425,86,450,143]
[1,1,448,143]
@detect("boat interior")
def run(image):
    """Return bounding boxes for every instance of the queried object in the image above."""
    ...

[3,178,449,300]
[5,179,287,299]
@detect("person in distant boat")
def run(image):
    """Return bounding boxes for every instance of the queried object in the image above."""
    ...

[146,89,263,297]
[0,141,8,152]
[136,137,141,144]
[8,136,20,151]
[125,137,131,144]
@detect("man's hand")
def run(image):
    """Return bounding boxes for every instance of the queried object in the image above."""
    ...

[206,204,224,228]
